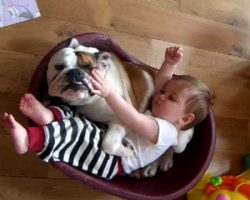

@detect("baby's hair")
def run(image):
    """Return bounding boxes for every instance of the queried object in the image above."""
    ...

[172,75,211,130]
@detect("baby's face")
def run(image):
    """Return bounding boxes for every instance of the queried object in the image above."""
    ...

[151,79,195,125]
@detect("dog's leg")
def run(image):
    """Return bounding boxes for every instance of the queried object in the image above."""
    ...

[130,158,163,178]
[102,122,134,157]
[129,159,160,179]
[129,169,142,179]
[159,148,174,172]
[141,159,160,177]
[130,148,174,178]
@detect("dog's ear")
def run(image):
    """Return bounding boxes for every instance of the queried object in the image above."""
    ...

[96,52,114,72]
[68,38,79,49]
[69,38,99,54]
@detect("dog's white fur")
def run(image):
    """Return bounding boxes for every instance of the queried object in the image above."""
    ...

[47,38,154,157]
[47,38,193,177]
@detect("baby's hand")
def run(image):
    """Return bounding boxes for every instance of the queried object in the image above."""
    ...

[91,69,113,98]
[164,46,183,66]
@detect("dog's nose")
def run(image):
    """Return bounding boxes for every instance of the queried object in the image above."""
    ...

[67,68,85,82]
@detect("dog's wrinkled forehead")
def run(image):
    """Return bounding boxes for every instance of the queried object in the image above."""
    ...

[49,47,77,69]
[76,52,98,71]
[48,39,100,72]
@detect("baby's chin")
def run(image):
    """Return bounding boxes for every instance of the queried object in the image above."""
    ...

[150,107,158,117]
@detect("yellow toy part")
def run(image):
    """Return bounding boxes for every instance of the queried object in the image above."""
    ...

[188,170,250,200]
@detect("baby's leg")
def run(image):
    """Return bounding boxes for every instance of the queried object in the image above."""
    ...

[19,93,54,126]
[2,113,28,154]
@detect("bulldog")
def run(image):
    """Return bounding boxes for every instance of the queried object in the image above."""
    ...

[47,38,194,177]
[47,38,154,157]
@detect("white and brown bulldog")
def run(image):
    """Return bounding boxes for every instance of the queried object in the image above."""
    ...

[47,38,154,157]
[47,38,193,177]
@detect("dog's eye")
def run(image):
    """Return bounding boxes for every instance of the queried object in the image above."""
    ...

[55,64,65,70]
[80,63,92,70]
[102,54,109,60]
[84,63,92,68]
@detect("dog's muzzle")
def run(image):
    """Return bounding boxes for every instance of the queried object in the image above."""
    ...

[62,68,94,95]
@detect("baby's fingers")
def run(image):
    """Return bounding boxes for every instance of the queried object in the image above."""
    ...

[176,47,183,56]
[91,77,102,90]
[91,70,104,83]
[90,79,104,97]
[91,89,102,96]
[165,46,183,57]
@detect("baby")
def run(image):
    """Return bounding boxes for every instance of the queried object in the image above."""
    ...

[90,47,211,174]
[2,47,211,179]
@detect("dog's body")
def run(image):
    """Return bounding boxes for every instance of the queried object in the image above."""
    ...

[47,38,193,177]
[47,38,154,157]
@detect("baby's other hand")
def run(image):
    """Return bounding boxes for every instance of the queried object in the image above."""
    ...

[91,69,112,98]
[164,46,183,66]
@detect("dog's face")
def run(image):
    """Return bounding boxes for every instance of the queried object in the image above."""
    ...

[47,41,114,105]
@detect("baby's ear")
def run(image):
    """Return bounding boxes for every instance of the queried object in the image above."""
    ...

[180,113,195,127]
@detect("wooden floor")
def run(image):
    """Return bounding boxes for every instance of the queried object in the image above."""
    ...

[0,0,249,199]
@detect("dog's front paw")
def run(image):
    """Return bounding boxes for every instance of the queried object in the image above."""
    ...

[117,144,134,157]
[102,141,134,157]
[120,139,134,157]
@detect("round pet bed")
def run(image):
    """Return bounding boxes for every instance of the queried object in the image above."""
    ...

[29,32,216,200]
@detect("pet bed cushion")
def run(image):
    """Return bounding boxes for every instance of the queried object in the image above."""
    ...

[29,32,216,200]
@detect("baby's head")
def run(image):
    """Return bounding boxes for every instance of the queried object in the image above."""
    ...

[173,75,211,129]
[151,75,211,130]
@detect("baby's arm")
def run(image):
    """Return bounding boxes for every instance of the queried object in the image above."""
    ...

[91,70,159,144]
[154,47,183,94]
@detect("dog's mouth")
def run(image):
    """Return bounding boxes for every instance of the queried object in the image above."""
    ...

[61,80,94,96]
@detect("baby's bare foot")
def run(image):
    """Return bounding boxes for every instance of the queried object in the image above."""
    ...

[19,93,54,126]
[2,113,28,154]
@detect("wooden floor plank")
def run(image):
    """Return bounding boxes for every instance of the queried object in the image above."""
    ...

[0,17,151,63]
[208,150,246,176]
[216,117,248,151]
[136,0,180,11]
[0,134,49,178]
[37,0,250,59]
[0,177,118,200]
[248,122,250,151]
[0,51,38,95]
[180,0,250,31]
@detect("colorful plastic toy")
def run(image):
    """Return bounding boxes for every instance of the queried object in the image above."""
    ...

[188,170,250,200]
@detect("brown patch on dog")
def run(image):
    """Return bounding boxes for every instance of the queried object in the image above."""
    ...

[76,52,98,72]
[123,62,155,111]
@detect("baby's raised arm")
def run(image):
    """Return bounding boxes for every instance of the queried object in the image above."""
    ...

[91,70,159,144]
[154,47,183,94]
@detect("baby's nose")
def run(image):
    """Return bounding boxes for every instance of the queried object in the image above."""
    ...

[159,94,166,100]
